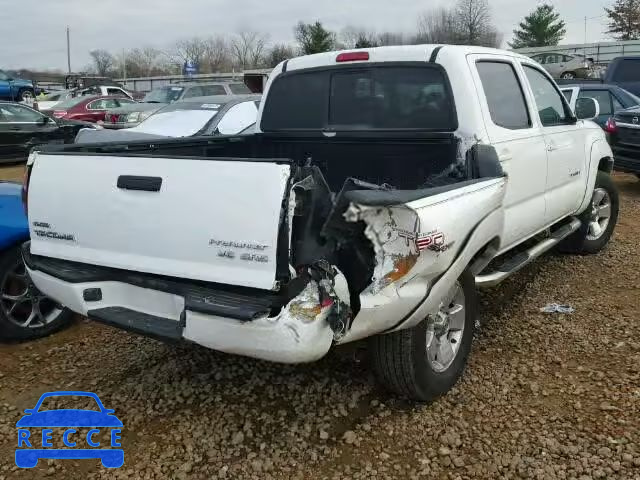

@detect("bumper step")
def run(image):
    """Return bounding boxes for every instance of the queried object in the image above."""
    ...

[88,307,184,341]
[475,217,581,288]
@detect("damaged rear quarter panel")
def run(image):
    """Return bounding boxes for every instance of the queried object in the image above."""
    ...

[339,177,507,344]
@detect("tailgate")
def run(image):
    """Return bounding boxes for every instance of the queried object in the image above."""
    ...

[28,153,291,290]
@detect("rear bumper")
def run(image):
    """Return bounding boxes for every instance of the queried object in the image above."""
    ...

[24,247,334,364]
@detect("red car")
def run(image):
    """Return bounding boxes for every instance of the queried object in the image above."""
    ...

[43,95,137,123]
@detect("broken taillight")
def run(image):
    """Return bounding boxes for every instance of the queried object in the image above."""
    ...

[22,152,37,215]
[336,52,370,63]
[21,166,32,216]
[604,117,617,134]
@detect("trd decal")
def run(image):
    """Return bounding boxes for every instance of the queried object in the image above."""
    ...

[416,232,445,251]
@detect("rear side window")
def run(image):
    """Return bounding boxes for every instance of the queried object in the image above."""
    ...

[477,62,530,129]
[612,59,640,82]
[229,83,251,94]
[261,65,456,131]
[201,85,227,96]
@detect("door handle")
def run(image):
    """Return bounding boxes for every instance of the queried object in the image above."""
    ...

[117,175,162,192]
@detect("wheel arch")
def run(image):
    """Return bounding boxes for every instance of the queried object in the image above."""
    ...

[467,236,501,277]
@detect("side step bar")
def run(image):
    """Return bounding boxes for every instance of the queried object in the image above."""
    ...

[475,218,581,288]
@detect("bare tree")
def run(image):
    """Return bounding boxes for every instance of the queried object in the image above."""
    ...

[456,0,492,45]
[120,47,162,77]
[265,44,296,67]
[89,49,115,76]
[172,37,209,69]
[230,31,268,69]
[416,8,461,44]
[377,32,406,46]
[203,36,232,72]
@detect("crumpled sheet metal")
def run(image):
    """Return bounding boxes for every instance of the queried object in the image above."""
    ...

[344,203,420,295]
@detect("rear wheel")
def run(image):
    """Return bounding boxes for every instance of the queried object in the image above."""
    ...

[0,246,72,341]
[17,89,35,103]
[561,171,619,254]
[370,270,477,402]
[560,72,576,79]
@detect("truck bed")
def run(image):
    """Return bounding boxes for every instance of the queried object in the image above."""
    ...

[39,132,463,192]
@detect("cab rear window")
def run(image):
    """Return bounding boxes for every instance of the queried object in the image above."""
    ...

[261,65,457,132]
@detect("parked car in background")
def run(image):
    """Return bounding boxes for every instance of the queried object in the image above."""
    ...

[76,95,261,143]
[0,181,72,340]
[0,70,35,102]
[76,85,135,100]
[530,52,593,79]
[103,82,252,129]
[561,84,640,129]
[36,90,73,111]
[0,101,97,164]
[41,96,136,123]
[607,107,640,178]
[37,86,136,111]
[558,56,640,97]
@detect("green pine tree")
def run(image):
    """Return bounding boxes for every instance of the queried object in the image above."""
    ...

[606,0,640,40]
[295,21,336,55]
[509,4,567,48]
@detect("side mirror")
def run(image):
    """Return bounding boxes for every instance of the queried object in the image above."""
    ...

[575,97,600,121]
[23,409,34,415]
[39,116,51,125]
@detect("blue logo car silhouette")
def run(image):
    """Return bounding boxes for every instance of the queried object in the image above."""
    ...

[15,391,123,468]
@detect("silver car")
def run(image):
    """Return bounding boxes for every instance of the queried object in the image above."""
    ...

[530,52,593,80]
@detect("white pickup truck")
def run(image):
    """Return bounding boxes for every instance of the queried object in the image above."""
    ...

[22,45,618,401]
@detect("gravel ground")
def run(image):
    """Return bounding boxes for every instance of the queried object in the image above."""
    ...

[0,168,638,480]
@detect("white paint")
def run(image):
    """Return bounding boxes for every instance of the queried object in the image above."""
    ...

[129,110,218,137]
[29,154,290,290]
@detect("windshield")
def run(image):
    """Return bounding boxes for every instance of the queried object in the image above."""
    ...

[52,96,90,110]
[0,71,9,80]
[129,109,218,136]
[143,86,185,103]
[261,65,457,131]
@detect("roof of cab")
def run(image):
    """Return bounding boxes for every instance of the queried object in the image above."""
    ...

[279,44,533,73]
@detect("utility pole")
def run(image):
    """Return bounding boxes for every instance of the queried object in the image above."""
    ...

[66,26,71,73]
[584,17,588,59]
[122,49,127,84]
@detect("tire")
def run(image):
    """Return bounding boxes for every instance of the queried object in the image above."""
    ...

[17,89,35,102]
[0,246,73,341]
[561,72,576,80]
[561,171,619,255]
[369,270,477,402]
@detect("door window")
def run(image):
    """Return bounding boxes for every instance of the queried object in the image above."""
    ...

[579,90,612,116]
[0,104,44,122]
[201,85,227,96]
[88,99,120,110]
[612,94,624,111]
[107,88,127,97]
[216,101,258,135]
[183,86,205,98]
[523,66,572,126]
[477,61,530,130]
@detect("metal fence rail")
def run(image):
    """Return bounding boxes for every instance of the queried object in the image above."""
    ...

[514,40,640,65]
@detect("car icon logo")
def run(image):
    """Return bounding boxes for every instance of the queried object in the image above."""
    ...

[15,391,124,469]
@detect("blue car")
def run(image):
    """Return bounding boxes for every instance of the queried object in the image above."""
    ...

[0,70,35,102]
[0,181,71,340]
[16,391,124,468]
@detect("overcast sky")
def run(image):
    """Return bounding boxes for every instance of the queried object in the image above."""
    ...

[1,0,614,71]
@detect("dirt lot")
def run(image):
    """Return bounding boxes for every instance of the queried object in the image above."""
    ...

[0,165,638,480]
